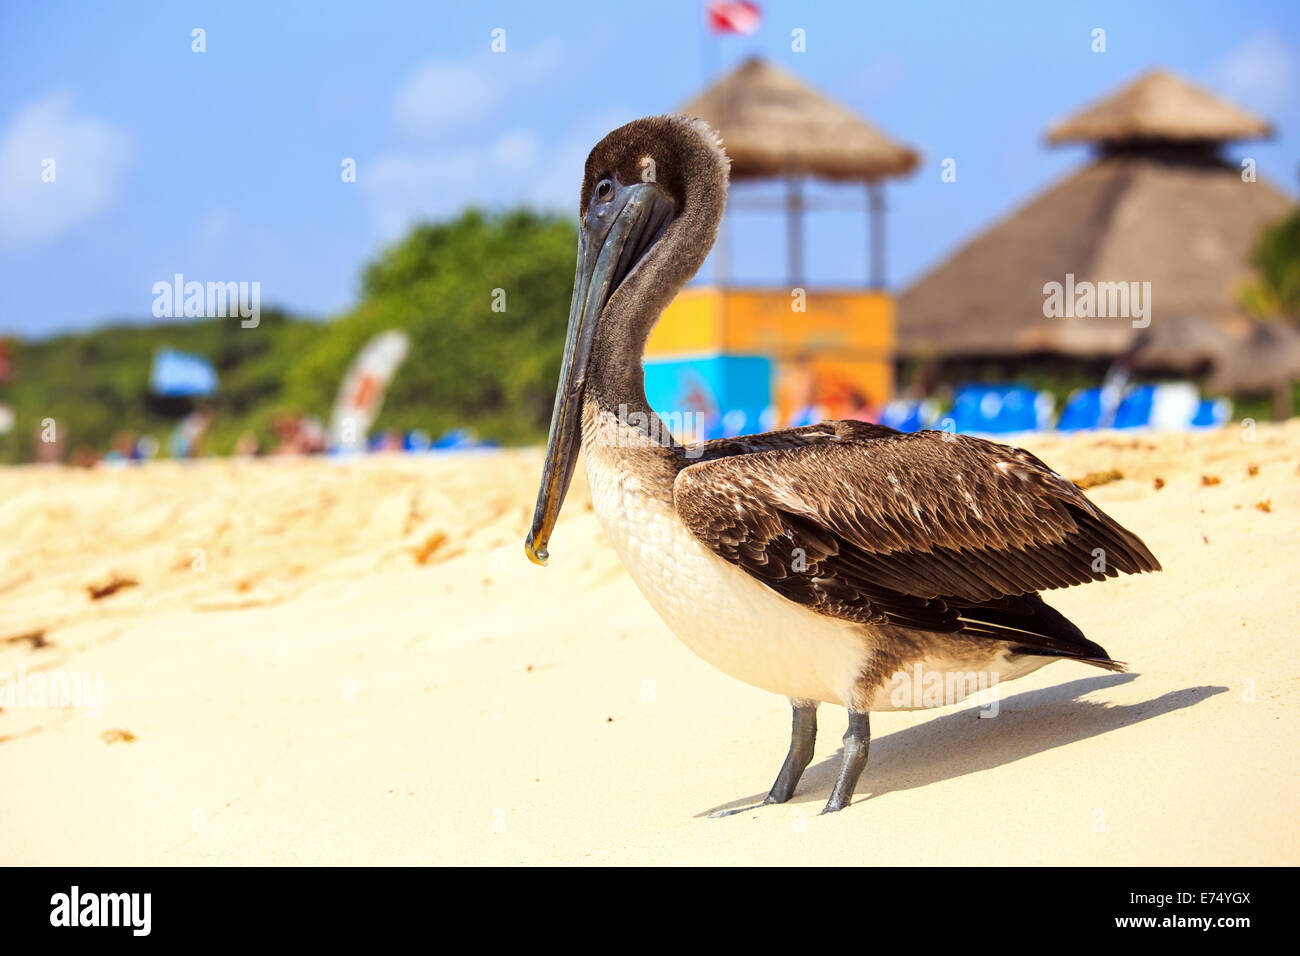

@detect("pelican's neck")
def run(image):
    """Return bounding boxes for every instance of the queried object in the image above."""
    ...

[582,289,685,477]
[583,174,726,466]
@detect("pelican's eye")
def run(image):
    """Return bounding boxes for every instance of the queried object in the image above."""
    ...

[595,179,614,202]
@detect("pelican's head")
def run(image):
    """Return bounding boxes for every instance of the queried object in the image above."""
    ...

[525,115,729,566]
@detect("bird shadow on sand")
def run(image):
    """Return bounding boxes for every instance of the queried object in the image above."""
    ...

[701,674,1228,818]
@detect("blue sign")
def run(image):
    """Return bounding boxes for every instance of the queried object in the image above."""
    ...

[150,348,218,397]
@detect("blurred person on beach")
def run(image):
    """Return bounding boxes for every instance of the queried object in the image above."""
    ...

[32,423,65,463]
[271,412,328,455]
[234,431,261,457]
[68,445,99,468]
[104,431,138,466]
[169,405,215,459]
[374,429,403,452]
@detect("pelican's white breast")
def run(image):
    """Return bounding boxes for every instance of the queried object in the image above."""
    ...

[583,445,873,707]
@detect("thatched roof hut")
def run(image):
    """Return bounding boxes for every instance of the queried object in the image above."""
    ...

[1208,320,1300,418]
[899,70,1294,362]
[1046,69,1272,146]
[678,57,918,287]
[1128,314,1300,418]
[1126,313,1232,377]
[680,57,919,182]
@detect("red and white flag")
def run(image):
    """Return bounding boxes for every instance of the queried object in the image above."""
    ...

[706,1,762,36]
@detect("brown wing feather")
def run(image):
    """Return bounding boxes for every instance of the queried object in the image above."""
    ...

[683,419,901,463]
[674,422,1160,652]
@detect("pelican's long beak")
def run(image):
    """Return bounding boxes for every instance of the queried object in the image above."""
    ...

[526,180,674,566]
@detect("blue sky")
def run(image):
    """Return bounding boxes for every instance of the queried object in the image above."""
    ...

[1,0,1297,336]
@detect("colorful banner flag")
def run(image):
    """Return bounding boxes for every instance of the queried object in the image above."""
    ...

[706,1,762,35]
[329,330,410,451]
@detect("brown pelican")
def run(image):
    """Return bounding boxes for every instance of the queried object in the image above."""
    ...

[526,115,1160,814]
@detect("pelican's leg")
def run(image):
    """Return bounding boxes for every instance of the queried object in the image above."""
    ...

[762,700,819,805]
[821,711,870,814]
[709,700,818,817]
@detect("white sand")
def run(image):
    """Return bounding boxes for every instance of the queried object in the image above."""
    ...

[1,423,1297,865]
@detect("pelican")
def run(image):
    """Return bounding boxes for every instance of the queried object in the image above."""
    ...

[526,115,1160,814]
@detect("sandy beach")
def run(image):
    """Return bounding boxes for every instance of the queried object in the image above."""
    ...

[1,422,1297,866]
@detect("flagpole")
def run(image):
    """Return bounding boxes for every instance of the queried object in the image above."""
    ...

[701,7,729,288]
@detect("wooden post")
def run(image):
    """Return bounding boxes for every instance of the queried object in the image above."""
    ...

[786,175,804,287]
[715,201,731,286]
[1273,380,1293,421]
[868,182,885,289]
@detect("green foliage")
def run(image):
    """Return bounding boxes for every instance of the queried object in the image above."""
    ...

[0,208,577,463]
[283,208,576,445]
[1241,207,1300,321]
[0,310,316,463]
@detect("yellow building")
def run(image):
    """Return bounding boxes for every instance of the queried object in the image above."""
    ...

[645,287,895,424]
[644,59,916,433]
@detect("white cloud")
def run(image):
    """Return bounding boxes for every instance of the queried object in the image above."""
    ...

[1210,31,1298,116]
[391,43,565,139]
[363,149,483,239]
[490,131,540,171]
[393,61,503,137]
[368,42,630,240]
[361,111,644,242]
[0,91,133,247]
[362,131,554,240]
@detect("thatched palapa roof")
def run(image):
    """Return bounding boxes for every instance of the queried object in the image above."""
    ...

[1206,320,1300,394]
[1128,314,1300,417]
[1046,69,1273,145]
[899,156,1293,357]
[679,57,919,182]
[1125,313,1232,376]
[899,70,1294,360]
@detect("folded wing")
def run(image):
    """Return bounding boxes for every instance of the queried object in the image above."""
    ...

[674,421,1160,659]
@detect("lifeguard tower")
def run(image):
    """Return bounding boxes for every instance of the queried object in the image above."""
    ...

[644,57,918,438]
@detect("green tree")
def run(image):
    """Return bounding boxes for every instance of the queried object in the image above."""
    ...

[285,208,576,444]
[0,207,578,462]
[1241,208,1300,321]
